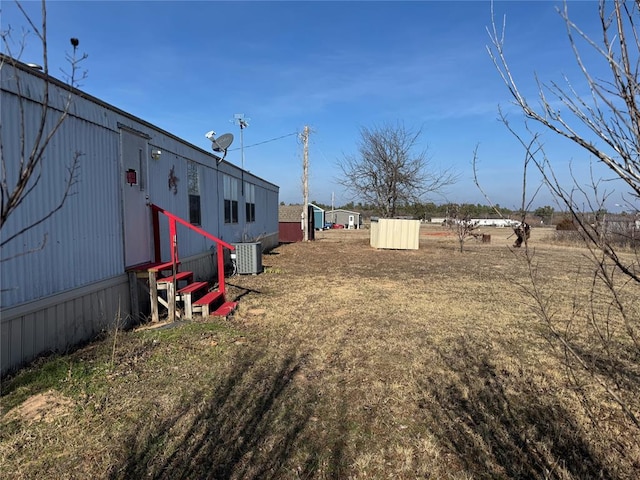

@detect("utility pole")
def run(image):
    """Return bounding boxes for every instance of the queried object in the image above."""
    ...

[301,125,310,241]
[232,113,249,171]
[332,191,335,224]
[232,113,249,239]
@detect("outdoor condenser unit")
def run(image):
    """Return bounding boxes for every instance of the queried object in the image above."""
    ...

[233,242,263,274]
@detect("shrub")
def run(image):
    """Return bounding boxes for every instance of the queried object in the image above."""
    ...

[556,218,577,231]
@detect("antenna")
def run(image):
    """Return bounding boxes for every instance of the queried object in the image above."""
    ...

[231,113,251,170]
[233,113,250,129]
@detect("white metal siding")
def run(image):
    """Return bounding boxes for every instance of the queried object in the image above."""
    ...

[1,92,123,308]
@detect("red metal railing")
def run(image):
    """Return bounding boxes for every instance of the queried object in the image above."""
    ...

[150,203,235,295]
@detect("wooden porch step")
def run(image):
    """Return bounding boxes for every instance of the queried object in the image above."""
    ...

[212,301,238,317]
[178,281,208,295]
[192,290,224,317]
[157,270,193,287]
[127,261,180,279]
[148,261,181,273]
[177,281,209,319]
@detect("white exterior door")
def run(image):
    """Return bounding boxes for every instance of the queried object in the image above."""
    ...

[121,129,151,267]
[348,215,355,229]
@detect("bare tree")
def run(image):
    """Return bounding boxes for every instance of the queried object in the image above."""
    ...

[444,204,481,253]
[336,122,457,218]
[1,0,87,260]
[487,0,640,437]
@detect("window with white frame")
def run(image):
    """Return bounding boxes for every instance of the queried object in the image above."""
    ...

[224,175,239,224]
[188,161,201,225]
[245,182,256,223]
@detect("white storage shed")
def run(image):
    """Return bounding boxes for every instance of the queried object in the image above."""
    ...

[370,218,421,250]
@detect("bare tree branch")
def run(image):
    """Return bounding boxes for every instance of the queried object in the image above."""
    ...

[486,0,640,436]
[487,0,640,198]
[0,151,81,248]
[1,1,87,253]
[0,233,47,265]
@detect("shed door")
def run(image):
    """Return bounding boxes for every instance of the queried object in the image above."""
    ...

[121,129,151,267]
[307,204,315,240]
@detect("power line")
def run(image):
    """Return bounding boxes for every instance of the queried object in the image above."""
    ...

[228,131,298,151]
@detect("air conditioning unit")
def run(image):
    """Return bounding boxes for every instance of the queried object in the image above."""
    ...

[232,242,262,274]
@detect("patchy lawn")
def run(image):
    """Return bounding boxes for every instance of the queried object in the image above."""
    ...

[1,225,638,479]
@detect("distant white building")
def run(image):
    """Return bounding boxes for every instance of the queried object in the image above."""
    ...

[473,218,521,228]
[436,218,521,228]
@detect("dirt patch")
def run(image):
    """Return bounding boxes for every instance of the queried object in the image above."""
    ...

[4,390,74,424]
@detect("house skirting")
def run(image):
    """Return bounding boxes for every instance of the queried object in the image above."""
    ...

[1,275,131,377]
[260,231,279,251]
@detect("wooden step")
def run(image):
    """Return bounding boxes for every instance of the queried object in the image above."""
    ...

[192,290,224,317]
[212,301,238,317]
[157,270,193,289]
[177,281,209,319]
[148,261,181,273]
[178,281,208,295]
[127,261,180,279]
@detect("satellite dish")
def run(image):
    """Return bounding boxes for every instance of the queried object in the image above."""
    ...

[204,131,234,165]
[211,133,234,152]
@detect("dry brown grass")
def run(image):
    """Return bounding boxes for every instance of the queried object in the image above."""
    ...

[1,224,639,479]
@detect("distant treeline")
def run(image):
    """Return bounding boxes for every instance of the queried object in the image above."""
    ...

[303,201,556,221]
[280,201,634,224]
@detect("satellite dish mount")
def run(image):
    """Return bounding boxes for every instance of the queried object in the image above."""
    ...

[205,131,234,164]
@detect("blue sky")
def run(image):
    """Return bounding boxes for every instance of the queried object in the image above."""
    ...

[2,1,633,211]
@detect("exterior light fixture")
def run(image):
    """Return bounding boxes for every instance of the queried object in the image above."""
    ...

[151,149,162,160]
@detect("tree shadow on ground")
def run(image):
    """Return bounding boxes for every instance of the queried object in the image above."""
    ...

[564,340,640,392]
[225,282,262,303]
[418,336,617,480]
[109,347,319,479]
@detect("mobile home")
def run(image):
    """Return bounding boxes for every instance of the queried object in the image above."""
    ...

[325,209,362,229]
[1,56,279,375]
